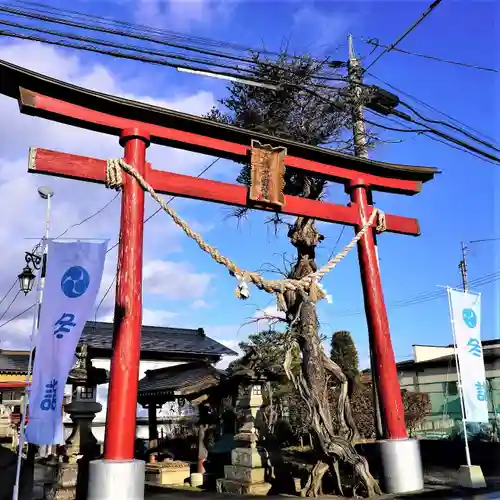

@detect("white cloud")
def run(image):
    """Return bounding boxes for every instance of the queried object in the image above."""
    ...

[143,260,213,300]
[142,308,179,325]
[0,40,218,348]
[191,299,209,309]
[292,4,350,52]
[135,0,235,31]
[216,339,242,369]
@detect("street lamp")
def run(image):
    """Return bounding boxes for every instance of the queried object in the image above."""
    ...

[18,265,36,295]
[18,250,42,295]
[17,186,54,295]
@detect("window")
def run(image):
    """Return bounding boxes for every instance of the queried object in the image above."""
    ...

[446,381,458,396]
[79,387,94,400]
[0,391,23,402]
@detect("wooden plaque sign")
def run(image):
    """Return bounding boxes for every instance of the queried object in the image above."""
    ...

[249,140,287,207]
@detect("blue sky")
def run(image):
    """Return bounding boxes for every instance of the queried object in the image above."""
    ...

[0,0,498,368]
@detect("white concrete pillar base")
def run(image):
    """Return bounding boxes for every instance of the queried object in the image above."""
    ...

[87,459,145,500]
[378,438,424,494]
[190,472,204,487]
[457,465,486,489]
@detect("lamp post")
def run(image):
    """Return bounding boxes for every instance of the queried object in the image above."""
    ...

[12,186,54,500]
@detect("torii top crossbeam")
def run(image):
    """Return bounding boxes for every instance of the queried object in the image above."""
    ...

[0,58,438,189]
[0,57,438,470]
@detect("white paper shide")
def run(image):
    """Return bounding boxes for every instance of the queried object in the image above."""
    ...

[26,240,107,445]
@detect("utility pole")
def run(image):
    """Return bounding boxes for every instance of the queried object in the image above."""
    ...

[347,34,385,440]
[459,242,469,292]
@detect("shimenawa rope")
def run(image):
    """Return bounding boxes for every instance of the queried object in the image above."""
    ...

[105,158,386,309]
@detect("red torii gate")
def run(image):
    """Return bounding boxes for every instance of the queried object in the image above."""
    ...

[0,59,438,497]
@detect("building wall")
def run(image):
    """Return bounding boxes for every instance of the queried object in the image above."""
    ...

[413,345,454,363]
[89,358,186,423]
[399,356,500,437]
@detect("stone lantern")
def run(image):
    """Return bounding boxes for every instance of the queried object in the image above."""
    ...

[216,356,273,496]
[46,344,108,500]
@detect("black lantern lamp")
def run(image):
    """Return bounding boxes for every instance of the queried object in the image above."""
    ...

[18,266,36,295]
[18,251,43,295]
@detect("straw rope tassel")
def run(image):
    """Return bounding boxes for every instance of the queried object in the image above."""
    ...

[105,158,385,306]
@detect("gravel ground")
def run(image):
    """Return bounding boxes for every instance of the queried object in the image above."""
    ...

[25,464,500,500]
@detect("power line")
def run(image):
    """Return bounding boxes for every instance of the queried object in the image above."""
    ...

[0,303,35,330]
[365,107,500,164]
[0,29,344,94]
[95,157,221,317]
[0,18,263,77]
[368,111,500,168]
[8,0,323,62]
[0,4,344,75]
[303,85,500,165]
[3,6,499,168]
[364,0,443,72]
[398,100,500,154]
[363,39,498,74]
[336,269,500,317]
[365,71,500,149]
[0,279,17,310]
[54,193,119,240]
[0,290,21,323]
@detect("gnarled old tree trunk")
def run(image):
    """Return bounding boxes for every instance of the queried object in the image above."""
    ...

[283,216,380,498]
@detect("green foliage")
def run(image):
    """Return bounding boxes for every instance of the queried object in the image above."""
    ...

[330,330,359,382]
[348,380,432,439]
[204,51,354,201]
[228,329,299,376]
[227,329,309,440]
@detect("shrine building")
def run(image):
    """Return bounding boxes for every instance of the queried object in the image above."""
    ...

[0,321,236,444]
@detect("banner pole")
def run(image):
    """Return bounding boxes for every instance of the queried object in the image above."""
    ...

[447,287,472,467]
[12,194,52,500]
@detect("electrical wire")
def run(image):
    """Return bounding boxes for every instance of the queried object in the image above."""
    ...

[0,279,18,310]
[368,111,500,167]
[8,0,327,62]
[54,193,119,240]
[0,18,263,77]
[398,100,500,154]
[302,85,500,165]
[336,269,500,317]
[3,6,499,167]
[0,290,21,323]
[364,0,443,72]
[0,29,346,94]
[94,157,221,318]
[0,303,35,330]
[0,4,344,76]
[363,39,497,74]
[365,107,500,165]
[365,71,500,149]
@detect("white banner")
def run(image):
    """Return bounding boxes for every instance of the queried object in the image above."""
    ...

[26,240,107,445]
[448,288,489,423]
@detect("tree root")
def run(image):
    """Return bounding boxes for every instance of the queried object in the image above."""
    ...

[283,295,381,497]
[301,461,329,497]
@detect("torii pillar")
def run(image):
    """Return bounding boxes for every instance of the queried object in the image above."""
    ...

[89,128,150,500]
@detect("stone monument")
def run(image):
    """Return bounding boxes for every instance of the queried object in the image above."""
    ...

[216,362,272,495]
[45,344,108,500]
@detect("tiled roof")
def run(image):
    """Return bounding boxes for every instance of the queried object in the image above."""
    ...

[0,323,236,373]
[138,362,224,399]
[81,322,236,357]
[0,351,30,374]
